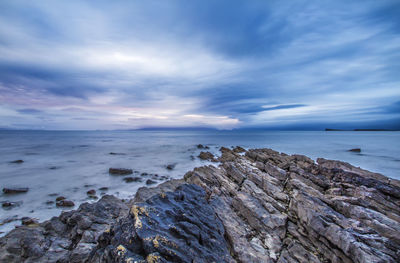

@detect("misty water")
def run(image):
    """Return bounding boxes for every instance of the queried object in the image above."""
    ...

[1,130,399,235]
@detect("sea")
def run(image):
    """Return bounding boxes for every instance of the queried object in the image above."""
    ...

[1,130,399,235]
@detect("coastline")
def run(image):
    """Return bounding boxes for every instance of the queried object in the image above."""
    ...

[1,147,399,262]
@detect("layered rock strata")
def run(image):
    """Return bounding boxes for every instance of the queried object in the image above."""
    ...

[1,147,399,263]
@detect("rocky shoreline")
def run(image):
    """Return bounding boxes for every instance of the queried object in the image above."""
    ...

[0,147,399,262]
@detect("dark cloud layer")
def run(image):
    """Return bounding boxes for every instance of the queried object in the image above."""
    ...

[0,0,399,130]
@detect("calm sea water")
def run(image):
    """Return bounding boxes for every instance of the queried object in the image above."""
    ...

[1,130,399,235]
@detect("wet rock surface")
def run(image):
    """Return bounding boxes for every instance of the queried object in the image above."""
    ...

[232,146,246,153]
[196,144,209,149]
[165,163,176,170]
[198,151,217,162]
[3,187,29,194]
[87,190,96,196]
[108,168,133,175]
[145,179,157,185]
[9,160,24,164]
[56,199,75,207]
[21,217,39,226]
[1,201,22,209]
[348,148,361,152]
[1,147,399,263]
[91,184,233,263]
[0,195,128,263]
[123,177,142,183]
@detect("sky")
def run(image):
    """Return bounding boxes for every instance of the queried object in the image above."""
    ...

[0,0,399,130]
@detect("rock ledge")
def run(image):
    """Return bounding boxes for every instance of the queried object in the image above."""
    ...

[1,147,399,263]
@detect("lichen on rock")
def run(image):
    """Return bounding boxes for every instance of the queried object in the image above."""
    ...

[1,147,399,263]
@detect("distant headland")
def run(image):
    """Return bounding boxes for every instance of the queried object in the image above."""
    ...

[325,128,399,131]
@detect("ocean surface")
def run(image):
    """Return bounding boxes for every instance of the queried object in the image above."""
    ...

[1,130,399,235]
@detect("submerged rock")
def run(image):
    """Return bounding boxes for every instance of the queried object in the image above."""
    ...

[2,187,29,194]
[123,177,142,183]
[348,148,361,152]
[2,201,21,209]
[9,160,24,164]
[109,152,126,155]
[1,147,399,263]
[165,163,176,170]
[109,168,133,175]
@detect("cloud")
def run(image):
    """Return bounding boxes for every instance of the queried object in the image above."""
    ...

[0,0,399,129]
[261,104,307,111]
[17,108,42,114]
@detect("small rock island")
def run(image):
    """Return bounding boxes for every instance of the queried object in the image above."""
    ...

[0,147,399,262]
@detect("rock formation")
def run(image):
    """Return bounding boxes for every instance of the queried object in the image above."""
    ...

[108,168,133,175]
[1,147,399,263]
[3,187,29,194]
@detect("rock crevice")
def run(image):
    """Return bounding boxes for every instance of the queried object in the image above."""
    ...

[1,147,399,263]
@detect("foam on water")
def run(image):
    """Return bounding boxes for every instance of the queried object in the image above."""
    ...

[1,130,399,235]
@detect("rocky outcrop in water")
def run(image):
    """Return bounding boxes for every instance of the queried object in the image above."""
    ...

[0,195,128,262]
[198,151,217,162]
[9,160,24,164]
[108,168,133,175]
[1,147,399,262]
[3,187,29,194]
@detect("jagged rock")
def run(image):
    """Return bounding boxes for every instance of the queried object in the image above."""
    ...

[184,147,400,262]
[99,187,109,191]
[0,195,128,263]
[3,187,29,194]
[218,147,239,162]
[197,144,209,149]
[198,151,217,162]
[134,179,184,203]
[233,146,246,153]
[1,147,399,263]
[91,184,233,263]
[109,168,133,175]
